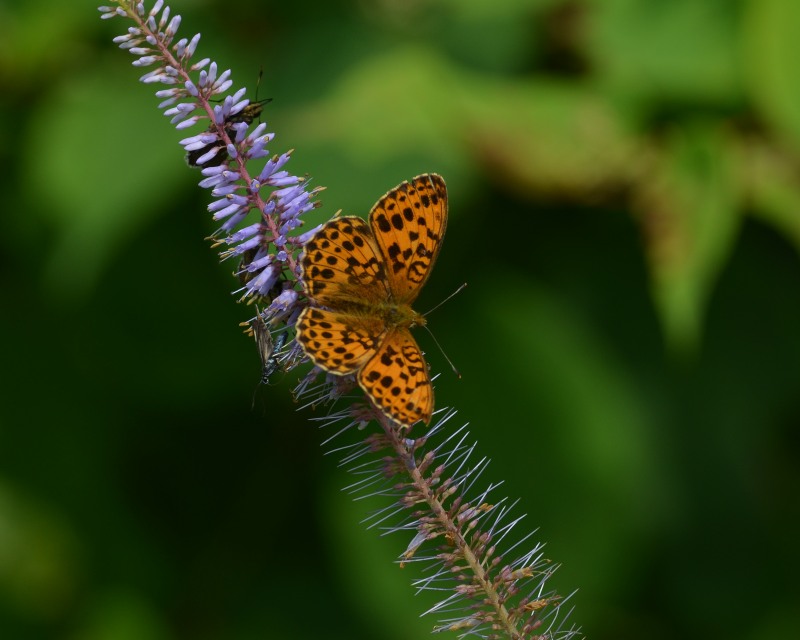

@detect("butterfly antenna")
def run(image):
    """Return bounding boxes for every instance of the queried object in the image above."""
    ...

[422,324,461,379]
[253,67,273,110]
[422,282,467,317]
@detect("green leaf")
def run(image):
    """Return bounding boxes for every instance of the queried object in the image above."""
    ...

[71,588,170,640]
[479,279,665,602]
[0,482,79,619]
[286,44,639,206]
[433,0,560,72]
[454,75,640,196]
[747,140,800,250]
[20,61,188,303]
[587,0,742,106]
[634,123,742,354]
[322,486,434,640]
[743,0,800,151]
[283,46,470,215]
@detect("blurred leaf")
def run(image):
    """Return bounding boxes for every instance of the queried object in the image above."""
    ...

[292,46,462,163]
[633,123,742,353]
[439,0,559,17]
[587,0,742,107]
[322,485,434,640]
[743,0,800,151]
[284,46,470,215]
[456,75,640,197]
[0,482,79,620]
[481,278,661,506]
[479,278,669,613]
[752,603,800,640]
[70,588,170,640]
[746,138,800,251]
[432,0,559,72]
[20,60,188,303]
[287,44,639,207]
[0,0,96,93]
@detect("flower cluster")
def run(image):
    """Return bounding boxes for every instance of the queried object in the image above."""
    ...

[100,3,580,638]
[100,0,321,371]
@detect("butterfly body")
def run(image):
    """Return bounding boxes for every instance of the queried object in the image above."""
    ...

[296,174,447,429]
[377,300,425,329]
[329,292,424,328]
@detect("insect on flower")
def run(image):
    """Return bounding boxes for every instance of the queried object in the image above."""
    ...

[186,98,272,168]
[101,6,578,635]
[252,312,287,384]
[296,174,448,429]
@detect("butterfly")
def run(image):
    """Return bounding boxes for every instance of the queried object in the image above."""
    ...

[186,98,272,168]
[295,173,448,429]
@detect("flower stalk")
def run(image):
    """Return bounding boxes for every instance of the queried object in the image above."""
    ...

[100,2,580,637]
[324,405,576,638]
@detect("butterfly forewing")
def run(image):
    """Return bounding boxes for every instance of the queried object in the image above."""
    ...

[369,173,448,305]
[358,327,433,427]
[301,216,391,308]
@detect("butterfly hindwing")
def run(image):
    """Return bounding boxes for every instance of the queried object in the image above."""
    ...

[358,327,433,427]
[296,306,385,375]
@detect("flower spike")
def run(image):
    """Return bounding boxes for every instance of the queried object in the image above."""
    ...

[101,3,579,637]
[101,0,319,336]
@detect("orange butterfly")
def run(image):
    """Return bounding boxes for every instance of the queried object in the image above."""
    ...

[296,174,448,429]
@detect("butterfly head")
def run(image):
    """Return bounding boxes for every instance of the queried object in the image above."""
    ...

[411,310,427,328]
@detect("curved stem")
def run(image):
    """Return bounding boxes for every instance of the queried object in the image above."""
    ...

[381,414,521,639]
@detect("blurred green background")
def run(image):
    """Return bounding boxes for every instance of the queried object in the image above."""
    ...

[2,0,799,638]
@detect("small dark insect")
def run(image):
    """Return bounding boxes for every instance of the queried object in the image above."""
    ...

[186,98,272,168]
[253,313,287,384]
[263,331,288,383]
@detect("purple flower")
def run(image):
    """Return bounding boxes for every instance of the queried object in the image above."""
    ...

[102,0,321,336]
